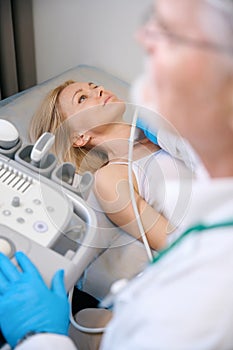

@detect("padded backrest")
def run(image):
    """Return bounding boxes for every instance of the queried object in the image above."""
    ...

[0,65,129,142]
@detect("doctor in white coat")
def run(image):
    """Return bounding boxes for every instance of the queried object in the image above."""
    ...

[0,0,233,348]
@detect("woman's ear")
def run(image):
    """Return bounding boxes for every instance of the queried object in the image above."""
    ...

[72,134,90,148]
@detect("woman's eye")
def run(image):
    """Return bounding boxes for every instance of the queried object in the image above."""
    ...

[78,95,87,103]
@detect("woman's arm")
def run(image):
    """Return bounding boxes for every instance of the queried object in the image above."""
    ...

[94,164,174,251]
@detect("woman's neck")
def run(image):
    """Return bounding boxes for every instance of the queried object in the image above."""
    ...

[92,123,159,162]
[94,123,132,161]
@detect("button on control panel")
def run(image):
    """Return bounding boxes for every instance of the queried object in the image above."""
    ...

[11,196,20,207]
[0,237,15,258]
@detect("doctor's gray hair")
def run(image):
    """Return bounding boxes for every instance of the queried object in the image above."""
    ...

[198,0,233,70]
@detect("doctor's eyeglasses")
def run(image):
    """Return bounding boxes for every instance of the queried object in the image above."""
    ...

[140,4,233,55]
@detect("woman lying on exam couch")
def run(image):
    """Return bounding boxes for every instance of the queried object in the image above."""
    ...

[29,80,194,253]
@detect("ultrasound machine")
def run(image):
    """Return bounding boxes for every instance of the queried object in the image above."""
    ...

[0,119,100,292]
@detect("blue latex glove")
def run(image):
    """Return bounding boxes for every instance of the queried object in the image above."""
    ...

[136,117,158,145]
[0,251,70,348]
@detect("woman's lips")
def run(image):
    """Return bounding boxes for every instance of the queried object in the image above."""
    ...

[103,95,113,105]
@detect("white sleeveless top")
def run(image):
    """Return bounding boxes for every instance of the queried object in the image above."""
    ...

[109,149,194,232]
[83,150,195,299]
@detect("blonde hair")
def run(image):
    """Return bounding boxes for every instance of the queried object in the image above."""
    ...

[29,80,108,174]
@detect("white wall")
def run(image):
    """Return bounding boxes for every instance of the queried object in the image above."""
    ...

[32,0,152,84]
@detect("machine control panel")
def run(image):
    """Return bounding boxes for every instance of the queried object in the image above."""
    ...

[0,160,72,248]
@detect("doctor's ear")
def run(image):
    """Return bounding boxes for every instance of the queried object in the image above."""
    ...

[72,134,90,148]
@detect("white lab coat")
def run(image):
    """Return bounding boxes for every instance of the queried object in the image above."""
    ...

[17,177,233,350]
[16,334,77,350]
[101,177,233,349]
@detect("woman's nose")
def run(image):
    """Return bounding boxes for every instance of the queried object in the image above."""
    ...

[90,85,104,98]
[96,85,104,97]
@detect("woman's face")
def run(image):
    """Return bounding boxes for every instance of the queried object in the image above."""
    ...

[138,0,231,151]
[58,82,126,134]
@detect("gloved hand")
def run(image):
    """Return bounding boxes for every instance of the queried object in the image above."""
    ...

[0,251,70,348]
[136,117,158,145]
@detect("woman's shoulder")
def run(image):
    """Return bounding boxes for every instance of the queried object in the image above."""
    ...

[94,162,129,201]
[95,162,128,181]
